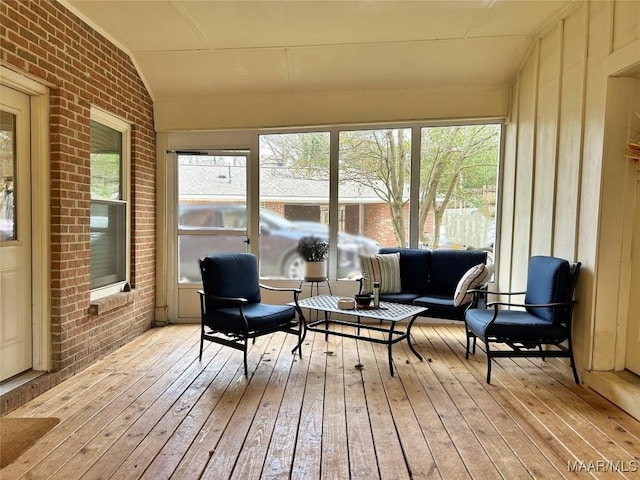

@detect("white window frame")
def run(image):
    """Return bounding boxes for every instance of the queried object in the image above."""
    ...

[89,107,131,300]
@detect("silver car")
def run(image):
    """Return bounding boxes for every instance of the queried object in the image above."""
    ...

[178,204,379,282]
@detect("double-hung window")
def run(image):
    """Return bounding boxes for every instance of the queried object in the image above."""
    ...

[89,108,130,298]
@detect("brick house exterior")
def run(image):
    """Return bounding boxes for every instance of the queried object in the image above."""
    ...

[1,0,156,413]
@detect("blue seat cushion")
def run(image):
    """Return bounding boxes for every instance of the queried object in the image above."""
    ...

[524,256,571,323]
[206,303,296,332]
[466,308,568,343]
[201,253,262,311]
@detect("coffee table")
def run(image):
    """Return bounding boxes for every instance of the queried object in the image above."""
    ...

[293,295,427,376]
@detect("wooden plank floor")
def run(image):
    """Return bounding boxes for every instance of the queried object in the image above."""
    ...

[2,323,640,479]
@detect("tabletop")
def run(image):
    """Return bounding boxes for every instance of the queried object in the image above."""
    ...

[295,295,427,322]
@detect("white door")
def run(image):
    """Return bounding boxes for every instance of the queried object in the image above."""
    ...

[626,169,640,376]
[0,85,32,381]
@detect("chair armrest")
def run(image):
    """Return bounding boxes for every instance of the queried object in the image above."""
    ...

[197,290,251,331]
[259,284,302,294]
[487,300,574,308]
[259,284,303,312]
[473,290,526,296]
[467,288,485,294]
[197,289,248,305]
[479,299,575,336]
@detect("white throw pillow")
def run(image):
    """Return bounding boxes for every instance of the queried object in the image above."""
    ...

[360,253,401,294]
[453,263,491,306]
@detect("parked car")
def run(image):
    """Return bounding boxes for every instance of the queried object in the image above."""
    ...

[178,204,379,282]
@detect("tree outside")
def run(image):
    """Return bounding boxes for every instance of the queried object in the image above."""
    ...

[420,125,499,248]
[260,124,499,251]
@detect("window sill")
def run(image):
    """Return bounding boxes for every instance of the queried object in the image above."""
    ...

[89,289,139,315]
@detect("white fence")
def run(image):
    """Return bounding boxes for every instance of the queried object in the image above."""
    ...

[441,208,494,249]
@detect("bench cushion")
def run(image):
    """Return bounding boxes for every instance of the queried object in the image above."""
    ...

[379,292,421,305]
[429,250,487,295]
[379,247,430,293]
[413,294,469,320]
[371,247,489,321]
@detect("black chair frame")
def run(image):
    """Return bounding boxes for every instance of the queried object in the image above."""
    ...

[198,283,306,376]
[465,262,581,384]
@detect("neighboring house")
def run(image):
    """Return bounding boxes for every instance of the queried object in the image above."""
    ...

[179,162,420,247]
[0,0,639,424]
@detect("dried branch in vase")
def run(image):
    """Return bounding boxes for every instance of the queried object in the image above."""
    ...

[297,236,328,262]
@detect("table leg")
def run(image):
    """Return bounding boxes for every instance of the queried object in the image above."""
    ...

[388,324,395,376]
[324,311,330,342]
[406,314,423,361]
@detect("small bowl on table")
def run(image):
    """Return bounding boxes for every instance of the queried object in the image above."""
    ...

[354,294,373,308]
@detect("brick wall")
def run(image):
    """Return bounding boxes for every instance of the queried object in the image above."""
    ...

[361,203,436,248]
[0,0,156,414]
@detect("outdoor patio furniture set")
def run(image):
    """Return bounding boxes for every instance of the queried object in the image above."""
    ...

[197,249,580,383]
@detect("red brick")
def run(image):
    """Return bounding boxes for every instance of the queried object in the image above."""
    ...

[0,0,156,415]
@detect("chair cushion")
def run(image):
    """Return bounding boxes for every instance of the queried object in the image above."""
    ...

[524,256,571,323]
[465,308,568,343]
[429,249,487,295]
[200,253,261,306]
[360,252,401,294]
[453,263,492,306]
[206,303,296,332]
[379,248,431,293]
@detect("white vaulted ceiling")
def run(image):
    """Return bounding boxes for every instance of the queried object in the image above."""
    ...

[62,0,577,101]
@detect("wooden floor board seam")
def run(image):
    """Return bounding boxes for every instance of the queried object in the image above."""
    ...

[2,324,639,480]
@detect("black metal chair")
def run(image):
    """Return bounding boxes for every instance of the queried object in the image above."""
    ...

[198,253,305,376]
[464,255,581,384]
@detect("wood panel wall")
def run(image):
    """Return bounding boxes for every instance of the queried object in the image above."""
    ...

[498,0,640,375]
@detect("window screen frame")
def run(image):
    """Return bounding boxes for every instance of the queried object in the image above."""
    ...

[89,107,131,300]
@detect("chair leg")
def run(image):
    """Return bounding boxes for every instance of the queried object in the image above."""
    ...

[243,338,249,377]
[243,352,248,376]
[199,324,205,361]
[567,337,579,384]
[465,330,471,359]
[485,340,492,384]
[569,357,579,384]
